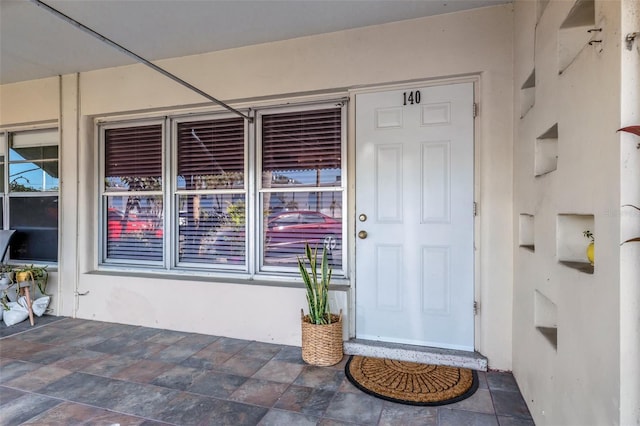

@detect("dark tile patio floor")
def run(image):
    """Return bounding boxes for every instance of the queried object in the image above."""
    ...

[0,317,534,425]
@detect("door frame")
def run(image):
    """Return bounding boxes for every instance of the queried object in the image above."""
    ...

[347,75,482,349]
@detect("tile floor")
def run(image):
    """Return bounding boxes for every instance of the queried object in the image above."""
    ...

[0,317,534,425]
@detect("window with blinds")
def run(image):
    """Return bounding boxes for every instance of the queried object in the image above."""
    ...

[262,108,342,188]
[260,107,343,270]
[103,123,164,263]
[98,102,345,276]
[176,117,246,266]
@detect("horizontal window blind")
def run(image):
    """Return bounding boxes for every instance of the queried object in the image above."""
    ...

[105,197,164,263]
[105,124,162,181]
[177,118,244,190]
[262,108,341,172]
[12,129,58,148]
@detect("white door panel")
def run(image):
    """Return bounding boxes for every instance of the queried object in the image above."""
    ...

[355,83,474,351]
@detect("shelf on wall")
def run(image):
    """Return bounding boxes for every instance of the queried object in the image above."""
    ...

[520,70,535,118]
[535,124,558,176]
[519,213,535,251]
[557,214,594,274]
[534,290,557,350]
[558,0,596,74]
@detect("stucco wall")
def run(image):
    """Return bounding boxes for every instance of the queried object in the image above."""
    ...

[512,0,630,424]
[1,5,514,370]
[620,0,640,423]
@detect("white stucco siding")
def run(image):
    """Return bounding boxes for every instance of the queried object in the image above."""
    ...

[1,5,515,370]
[513,0,629,424]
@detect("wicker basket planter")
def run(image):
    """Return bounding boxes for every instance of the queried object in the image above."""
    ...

[301,310,343,366]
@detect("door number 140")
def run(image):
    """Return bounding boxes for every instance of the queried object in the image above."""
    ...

[403,90,421,106]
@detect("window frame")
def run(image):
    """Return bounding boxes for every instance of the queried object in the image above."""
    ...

[255,103,347,276]
[0,126,60,265]
[99,118,167,267]
[96,99,348,280]
[171,113,250,272]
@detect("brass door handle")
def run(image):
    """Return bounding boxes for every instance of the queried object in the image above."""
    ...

[358,230,368,239]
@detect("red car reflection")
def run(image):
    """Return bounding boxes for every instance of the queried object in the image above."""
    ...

[108,208,163,239]
[202,210,341,261]
[266,210,341,253]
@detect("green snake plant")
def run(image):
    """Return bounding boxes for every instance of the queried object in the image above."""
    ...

[298,243,333,325]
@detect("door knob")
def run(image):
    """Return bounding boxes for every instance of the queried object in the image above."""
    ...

[358,230,368,239]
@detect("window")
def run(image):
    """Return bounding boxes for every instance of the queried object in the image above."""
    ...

[102,122,164,264]
[0,129,59,263]
[99,101,345,277]
[176,117,246,267]
[259,106,343,270]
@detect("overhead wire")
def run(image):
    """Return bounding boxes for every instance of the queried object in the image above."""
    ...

[28,0,252,122]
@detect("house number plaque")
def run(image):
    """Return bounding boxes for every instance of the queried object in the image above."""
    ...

[402,90,421,105]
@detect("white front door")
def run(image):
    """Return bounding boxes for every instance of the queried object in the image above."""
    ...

[355,82,475,351]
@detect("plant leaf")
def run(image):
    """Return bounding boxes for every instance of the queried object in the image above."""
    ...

[618,126,640,137]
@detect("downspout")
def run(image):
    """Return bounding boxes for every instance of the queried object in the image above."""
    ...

[73,72,81,318]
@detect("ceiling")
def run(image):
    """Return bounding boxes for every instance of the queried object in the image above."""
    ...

[0,0,510,85]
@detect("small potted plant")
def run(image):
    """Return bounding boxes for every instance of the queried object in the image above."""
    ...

[15,264,49,297]
[14,264,51,323]
[583,230,594,265]
[298,242,343,366]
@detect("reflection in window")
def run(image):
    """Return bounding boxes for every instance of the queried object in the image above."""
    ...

[9,160,58,192]
[105,195,163,262]
[9,196,58,262]
[178,194,246,265]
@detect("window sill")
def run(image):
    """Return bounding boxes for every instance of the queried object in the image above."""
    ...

[87,268,351,290]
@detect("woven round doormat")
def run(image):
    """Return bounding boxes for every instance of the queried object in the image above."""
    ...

[345,355,478,406]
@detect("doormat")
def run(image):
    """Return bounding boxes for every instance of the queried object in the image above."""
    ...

[345,355,478,406]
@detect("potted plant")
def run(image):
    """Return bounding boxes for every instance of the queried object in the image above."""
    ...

[583,230,594,265]
[298,242,343,366]
[0,263,13,286]
[14,264,51,322]
[15,264,49,297]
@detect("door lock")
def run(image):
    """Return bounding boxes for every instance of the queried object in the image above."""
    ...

[358,230,368,239]
[359,214,367,222]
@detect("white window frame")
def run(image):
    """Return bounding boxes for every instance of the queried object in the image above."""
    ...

[0,127,59,265]
[171,112,250,272]
[255,102,347,277]
[98,118,167,267]
[96,99,348,280]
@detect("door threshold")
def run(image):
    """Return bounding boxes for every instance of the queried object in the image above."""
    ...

[344,338,488,371]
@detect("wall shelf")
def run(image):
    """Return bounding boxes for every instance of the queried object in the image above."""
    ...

[520,70,535,118]
[519,213,535,251]
[534,290,558,350]
[558,0,596,74]
[535,124,558,176]
[557,214,594,274]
